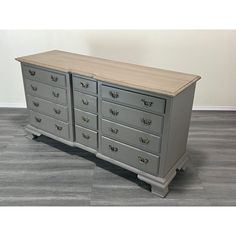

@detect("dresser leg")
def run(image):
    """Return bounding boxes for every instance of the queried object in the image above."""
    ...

[25,125,41,140]
[151,184,169,198]
[26,131,39,140]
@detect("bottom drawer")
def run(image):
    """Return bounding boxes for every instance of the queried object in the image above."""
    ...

[29,110,70,140]
[75,125,98,150]
[101,136,159,176]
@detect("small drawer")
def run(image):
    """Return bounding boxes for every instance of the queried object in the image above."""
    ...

[25,79,67,105]
[102,101,163,134]
[102,119,161,155]
[29,111,70,140]
[75,125,98,150]
[101,136,159,176]
[102,85,166,114]
[73,91,97,113]
[22,65,66,88]
[27,95,68,122]
[74,109,97,131]
[73,75,97,94]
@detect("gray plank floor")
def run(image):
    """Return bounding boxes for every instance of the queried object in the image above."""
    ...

[0,108,235,206]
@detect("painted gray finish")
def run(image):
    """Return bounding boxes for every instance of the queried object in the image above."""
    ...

[25,79,67,106]
[73,75,97,94]
[73,91,97,113]
[101,101,163,134]
[102,119,161,154]
[102,85,166,114]
[27,95,68,122]
[22,65,66,88]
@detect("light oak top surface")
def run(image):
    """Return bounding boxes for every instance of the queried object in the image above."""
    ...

[16,50,201,96]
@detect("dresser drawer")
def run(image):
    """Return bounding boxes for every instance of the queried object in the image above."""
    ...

[29,111,70,140]
[22,65,66,88]
[102,119,161,155]
[74,109,97,131]
[27,95,68,122]
[75,125,98,149]
[25,79,67,105]
[102,85,166,114]
[73,75,97,94]
[101,101,163,134]
[101,137,159,175]
[73,91,97,113]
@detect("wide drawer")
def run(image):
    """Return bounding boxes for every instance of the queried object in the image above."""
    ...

[102,85,166,114]
[22,65,66,88]
[25,79,67,105]
[27,95,68,122]
[29,111,70,140]
[73,75,97,94]
[73,91,97,113]
[75,125,98,150]
[101,136,159,175]
[102,119,161,155]
[101,101,163,134]
[74,109,97,130]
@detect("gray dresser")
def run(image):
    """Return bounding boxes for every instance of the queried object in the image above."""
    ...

[17,50,201,197]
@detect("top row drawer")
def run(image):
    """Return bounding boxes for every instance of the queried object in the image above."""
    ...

[73,75,97,94]
[102,85,166,114]
[22,65,66,88]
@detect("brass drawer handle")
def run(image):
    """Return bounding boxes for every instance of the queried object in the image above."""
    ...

[51,75,58,82]
[139,137,150,144]
[82,133,90,139]
[109,91,119,98]
[109,144,118,152]
[28,69,36,76]
[35,117,41,123]
[80,81,89,88]
[141,118,152,126]
[33,101,39,107]
[138,156,149,164]
[109,108,119,116]
[82,116,90,123]
[55,124,63,131]
[53,108,61,114]
[141,98,153,107]
[110,127,119,134]
[82,99,89,105]
[52,91,60,98]
[31,85,37,91]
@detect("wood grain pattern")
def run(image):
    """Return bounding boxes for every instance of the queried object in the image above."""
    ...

[16,50,201,96]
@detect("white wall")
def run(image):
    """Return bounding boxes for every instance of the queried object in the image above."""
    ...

[0,30,235,109]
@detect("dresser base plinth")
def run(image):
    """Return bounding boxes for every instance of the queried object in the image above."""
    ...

[25,125,42,139]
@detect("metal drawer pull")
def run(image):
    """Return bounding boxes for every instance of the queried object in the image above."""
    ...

[82,133,90,139]
[141,118,152,126]
[55,124,63,131]
[138,156,149,164]
[53,108,61,114]
[28,69,36,76]
[139,137,150,144]
[31,85,37,91]
[33,101,39,107]
[110,127,119,134]
[35,117,41,123]
[82,116,90,123]
[51,75,58,82]
[109,108,119,116]
[80,82,89,88]
[109,145,118,152]
[52,91,60,98]
[109,91,119,98]
[82,99,89,105]
[141,99,153,107]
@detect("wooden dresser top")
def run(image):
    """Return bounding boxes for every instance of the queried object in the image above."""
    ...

[16,50,201,96]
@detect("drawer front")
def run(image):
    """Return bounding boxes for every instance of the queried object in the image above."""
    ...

[73,75,97,94]
[102,85,166,114]
[29,111,70,140]
[74,91,97,113]
[22,65,66,88]
[75,125,98,149]
[25,79,67,105]
[74,109,97,130]
[102,119,161,154]
[101,101,163,134]
[27,95,68,122]
[101,137,159,175]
